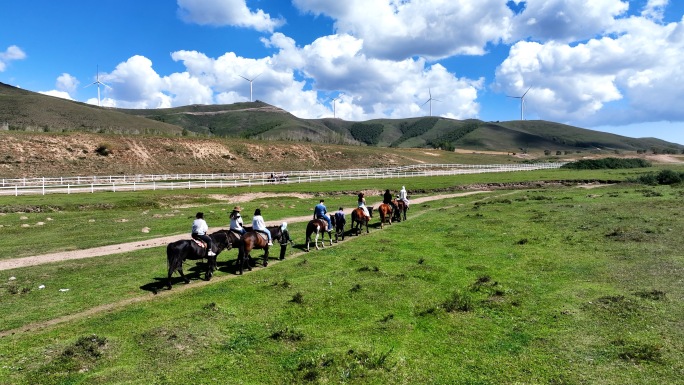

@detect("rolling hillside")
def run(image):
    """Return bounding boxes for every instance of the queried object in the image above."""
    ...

[0,82,182,135]
[2,81,683,155]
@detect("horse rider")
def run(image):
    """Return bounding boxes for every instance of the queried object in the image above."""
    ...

[191,212,216,256]
[252,208,273,246]
[383,189,398,213]
[399,185,410,209]
[357,192,370,218]
[313,199,332,231]
[229,206,246,235]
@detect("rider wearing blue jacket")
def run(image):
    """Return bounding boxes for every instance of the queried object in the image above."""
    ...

[313,199,332,231]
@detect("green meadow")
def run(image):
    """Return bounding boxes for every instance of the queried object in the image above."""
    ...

[1,168,683,384]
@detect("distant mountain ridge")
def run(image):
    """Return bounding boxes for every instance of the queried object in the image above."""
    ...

[2,81,682,153]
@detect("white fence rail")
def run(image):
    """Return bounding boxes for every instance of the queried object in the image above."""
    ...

[0,163,566,196]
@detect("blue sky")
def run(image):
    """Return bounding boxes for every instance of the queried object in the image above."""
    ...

[2,0,684,145]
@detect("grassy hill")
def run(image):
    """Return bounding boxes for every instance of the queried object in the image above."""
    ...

[2,81,683,156]
[0,82,182,135]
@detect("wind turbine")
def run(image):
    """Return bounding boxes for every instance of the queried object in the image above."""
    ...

[421,88,441,117]
[507,87,531,120]
[330,92,344,118]
[85,65,111,107]
[239,73,262,102]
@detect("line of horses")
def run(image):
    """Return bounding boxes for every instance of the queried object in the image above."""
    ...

[166,198,408,289]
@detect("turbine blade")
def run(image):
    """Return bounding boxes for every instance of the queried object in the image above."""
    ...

[522,86,531,98]
[238,75,249,81]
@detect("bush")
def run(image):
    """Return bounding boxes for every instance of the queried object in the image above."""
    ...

[95,143,112,156]
[561,157,651,170]
[656,169,682,185]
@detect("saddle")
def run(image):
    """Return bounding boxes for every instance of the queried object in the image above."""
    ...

[229,229,243,240]
[253,230,269,242]
[192,238,207,249]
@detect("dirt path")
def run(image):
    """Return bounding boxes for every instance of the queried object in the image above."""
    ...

[0,191,487,271]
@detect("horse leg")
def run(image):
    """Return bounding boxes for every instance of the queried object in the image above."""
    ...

[263,246,269,267]
[305,234,311,252]
[166,268,174,290]
[328,230,333,245]
[315,231,321,250]
[178,267,190,284]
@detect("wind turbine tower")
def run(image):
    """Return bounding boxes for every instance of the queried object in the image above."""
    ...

[508,87,531,120]
[85,65,110,107]
[239,73,262,102]
[330,93,344,118]
[421,88,441,117]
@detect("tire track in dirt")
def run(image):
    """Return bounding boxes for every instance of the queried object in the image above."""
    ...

[0,191,503,338]
[0,192,488,271]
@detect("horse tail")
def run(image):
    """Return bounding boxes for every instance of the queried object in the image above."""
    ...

[166,241,185,275]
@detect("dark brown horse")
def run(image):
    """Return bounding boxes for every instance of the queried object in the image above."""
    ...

[331,211,346,242]
[236,225,291,275]
[394,199,407,222]
[378,203,393,229]
[350,206,373,235]
[166,231,231,289]
[305,218,333,251]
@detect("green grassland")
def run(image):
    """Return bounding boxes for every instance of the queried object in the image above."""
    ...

[1,169,683,384]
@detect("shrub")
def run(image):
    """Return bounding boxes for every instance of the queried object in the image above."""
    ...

[561,158,651,170]
[656,169,682,185]
[95,143,112,156]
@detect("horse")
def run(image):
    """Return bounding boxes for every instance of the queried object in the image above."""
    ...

[378,203,393,229]
[394,199,407,222]
[331,212,346,242]
[166,231,231,289]
[305,218,333,251]
[236,225,292,275]
[350,206,374,235]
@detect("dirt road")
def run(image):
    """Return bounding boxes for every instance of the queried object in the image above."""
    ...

[0,191,487,271]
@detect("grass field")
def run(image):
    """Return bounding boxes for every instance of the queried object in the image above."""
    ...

[1,169,683,384]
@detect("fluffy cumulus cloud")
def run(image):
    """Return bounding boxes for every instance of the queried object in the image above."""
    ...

[494,14,684,125]
[94,30,481,120]
[177,0,284,32]
[293,0,514,60]
[509,0,629,42]
[0,45,26,72]
[39,73,79,100]
[642,0,669,21]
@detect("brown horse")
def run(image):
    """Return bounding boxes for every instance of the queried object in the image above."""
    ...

[394,199,407,222]
[305,218,333,251]
[236,225,291,275]
[378,203,393,229]
[350,206,374,235]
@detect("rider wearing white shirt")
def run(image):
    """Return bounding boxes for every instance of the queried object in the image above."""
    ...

[252,208,272,246]
[191,212,216,256]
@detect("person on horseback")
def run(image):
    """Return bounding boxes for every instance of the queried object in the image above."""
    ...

[191,212,216,257]
[229,206,246,234]
[313,199,332,231]
[357,192,370,218]
[383,189,398,213]
[399,185,410,209]
[252,208,272,246]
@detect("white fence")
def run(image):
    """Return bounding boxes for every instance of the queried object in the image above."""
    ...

[0,163,566,196]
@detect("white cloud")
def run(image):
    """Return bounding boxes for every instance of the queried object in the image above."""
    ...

[56,73,79,95]
[0,45,26,72]
[494,14,684,126]
[177,0,284,32]
[39,90,73,101]
[510,0,629,42]
[642,0,669,21]
[293,0,514,60]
